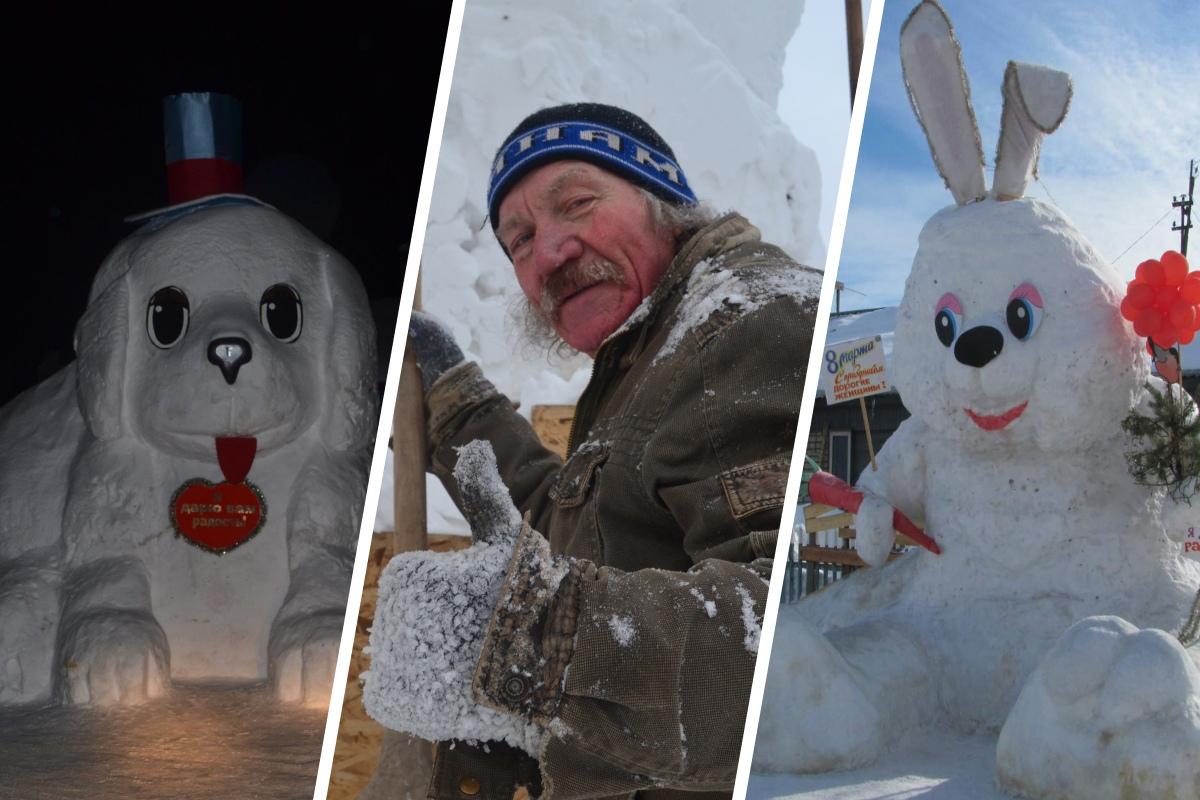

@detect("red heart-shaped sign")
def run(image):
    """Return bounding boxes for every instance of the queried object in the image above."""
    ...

[171,479,267,553]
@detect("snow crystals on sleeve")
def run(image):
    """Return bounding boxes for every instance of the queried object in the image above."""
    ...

[688,587,718,618]
[734,583,761,654]
[655,259,822,363]
[607,614,637,647]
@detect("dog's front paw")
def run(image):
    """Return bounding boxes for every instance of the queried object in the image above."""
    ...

[58,610,169,706]
[0,562,60,705]
[998,616,1200,800]
[269,612,342,706]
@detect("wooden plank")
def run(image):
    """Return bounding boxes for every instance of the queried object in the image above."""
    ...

[808,513,856,534]
[531,404,575,460]
[800,546,865,567]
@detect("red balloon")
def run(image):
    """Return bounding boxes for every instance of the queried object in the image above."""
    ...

[1180,328,1196,346]
[1155,285,1179,311]
[1181,275,1200,304]
[1120,296,1138,321]
[1170,300,1196,331]
[1134,307,1163,337]
[1162,251,1189,285]
[1162,251,1189,282]
[1128,281,1157,309]
[1137,259,1166,287]
[1156,326,1178,347]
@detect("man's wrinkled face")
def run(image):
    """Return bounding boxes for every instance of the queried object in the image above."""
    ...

[496,160,678,355]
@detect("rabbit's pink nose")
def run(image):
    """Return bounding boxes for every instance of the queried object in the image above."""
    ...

[955,326,1003,368]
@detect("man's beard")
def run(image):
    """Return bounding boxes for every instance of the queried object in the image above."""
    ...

[514,260,625,356]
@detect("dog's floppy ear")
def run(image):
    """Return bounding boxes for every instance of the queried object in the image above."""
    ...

[318,251,379,452]
[74,267,131,442]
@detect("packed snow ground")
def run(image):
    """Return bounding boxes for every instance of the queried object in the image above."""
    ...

[0,684,324,800]
[748,729,1009,800]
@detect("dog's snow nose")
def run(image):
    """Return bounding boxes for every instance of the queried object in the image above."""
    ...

[207,337,253,385]
[954,325,1003,368]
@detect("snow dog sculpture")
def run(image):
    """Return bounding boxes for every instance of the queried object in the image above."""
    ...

[0,201,376,708]
[754,3,1200,797]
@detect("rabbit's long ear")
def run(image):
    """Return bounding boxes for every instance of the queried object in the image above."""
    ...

[901,0,986,206]
[993,61,1072,201]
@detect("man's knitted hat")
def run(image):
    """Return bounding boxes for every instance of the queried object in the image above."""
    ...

[487,102,697,230]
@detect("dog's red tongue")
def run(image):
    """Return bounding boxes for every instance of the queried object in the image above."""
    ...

[215,436,257,483]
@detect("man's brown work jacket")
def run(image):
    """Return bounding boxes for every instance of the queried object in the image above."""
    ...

[423,212,821,800]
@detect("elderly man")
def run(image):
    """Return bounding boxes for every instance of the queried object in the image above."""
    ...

[369,103,820,799]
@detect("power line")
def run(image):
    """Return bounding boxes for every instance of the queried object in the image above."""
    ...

[1111,208,1174,266]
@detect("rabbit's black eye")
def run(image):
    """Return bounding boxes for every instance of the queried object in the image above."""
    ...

[1005,284,1044,342]
[147,287,190,349]
[935,308,958,347]
[260,284,302,342]
[1006,297,1042,341]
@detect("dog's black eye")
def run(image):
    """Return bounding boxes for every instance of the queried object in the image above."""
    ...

[147,286,190,349]
[260,284,302,343]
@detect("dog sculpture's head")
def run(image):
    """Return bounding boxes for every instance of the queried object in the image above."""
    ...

[74,204,378,459]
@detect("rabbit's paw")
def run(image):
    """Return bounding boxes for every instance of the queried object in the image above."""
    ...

[998,616,1200,800]
[854,493,896,568]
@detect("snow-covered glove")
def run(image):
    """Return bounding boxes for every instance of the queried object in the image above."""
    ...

[408,310,465,393]
[362,439,548,754]
[853,492,897,568]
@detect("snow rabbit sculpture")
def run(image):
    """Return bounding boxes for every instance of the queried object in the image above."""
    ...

[754,3,1200,797]
[0,202,377,708]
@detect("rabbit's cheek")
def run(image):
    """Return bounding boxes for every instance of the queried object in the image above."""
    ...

[944,358,981,394]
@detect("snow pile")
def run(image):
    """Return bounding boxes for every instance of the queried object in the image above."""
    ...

[997,616,1200,800]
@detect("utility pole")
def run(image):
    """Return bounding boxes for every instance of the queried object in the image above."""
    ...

[845,0,864,106]
[1172,159,1197,256]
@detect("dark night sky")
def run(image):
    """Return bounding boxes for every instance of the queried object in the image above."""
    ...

[0,7,451,406]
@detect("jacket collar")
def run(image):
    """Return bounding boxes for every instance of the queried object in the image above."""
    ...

[600,211,762,361]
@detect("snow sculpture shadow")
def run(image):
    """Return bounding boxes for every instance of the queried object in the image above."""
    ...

[0,204,377,707]
[754,3,1200,797]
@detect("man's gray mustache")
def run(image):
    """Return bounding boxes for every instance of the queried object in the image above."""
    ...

[539,261,625,320]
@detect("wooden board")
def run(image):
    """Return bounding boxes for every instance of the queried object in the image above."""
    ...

[531,404,575,461]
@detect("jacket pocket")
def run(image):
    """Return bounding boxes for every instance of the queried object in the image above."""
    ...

[549,441,610,508]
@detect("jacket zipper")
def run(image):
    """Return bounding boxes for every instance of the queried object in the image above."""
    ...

[565,343,614,456]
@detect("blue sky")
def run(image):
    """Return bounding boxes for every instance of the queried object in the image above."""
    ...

[839,0,1200,310]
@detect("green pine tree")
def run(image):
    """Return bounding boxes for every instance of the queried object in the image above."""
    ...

[1122,381,1200,502]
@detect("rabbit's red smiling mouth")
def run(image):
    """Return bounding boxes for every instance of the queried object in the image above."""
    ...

[965,402,1028,431]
